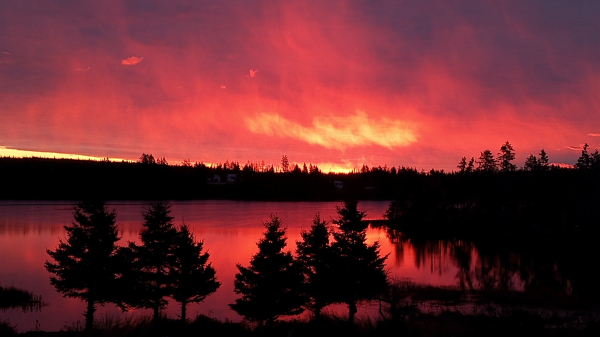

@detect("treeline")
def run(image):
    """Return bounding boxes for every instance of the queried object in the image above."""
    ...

[45,200,388,331]
[1,142,599,203]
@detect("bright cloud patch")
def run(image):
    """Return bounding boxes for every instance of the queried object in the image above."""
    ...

[121,56,144,65]
[588,133,600,137]
[245,111,417,150]
[248,69,258,78]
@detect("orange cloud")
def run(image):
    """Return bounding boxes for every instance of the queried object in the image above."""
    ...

[245,111,417,150]
[121,56,143,65]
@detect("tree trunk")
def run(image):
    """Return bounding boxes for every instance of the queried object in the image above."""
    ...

[85,298,96,331]
[348,301,357,324]
[181,300,187,322]
[153,305,160,323]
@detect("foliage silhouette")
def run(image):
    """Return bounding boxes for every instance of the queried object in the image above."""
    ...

[295,214,337,318]
[124,201,179,322]
[498,141,516,172]
[230,215,306,324]
[476,150,496,172]
[45,201,120,331]
[330,200,388,324]
[170,224,220,322]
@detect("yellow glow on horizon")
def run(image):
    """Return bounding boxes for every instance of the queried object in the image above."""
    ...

[0,146,130,162]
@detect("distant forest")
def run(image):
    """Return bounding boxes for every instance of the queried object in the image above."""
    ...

[1,141,599,209]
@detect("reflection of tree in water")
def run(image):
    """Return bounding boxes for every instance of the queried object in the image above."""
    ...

[0,286,43,312]
[383,227,574,295]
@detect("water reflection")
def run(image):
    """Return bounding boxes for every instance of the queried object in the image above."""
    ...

[0,201,585,332]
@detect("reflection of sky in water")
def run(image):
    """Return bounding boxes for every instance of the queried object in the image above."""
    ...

[0,200,517,332]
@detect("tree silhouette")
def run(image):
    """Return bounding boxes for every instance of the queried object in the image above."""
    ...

[170,224,220,322]
[477,150,496,172]
[330,200,388,324]
[295,214,337,318]
[539,149,549,170]
[281,155,290,173]
[457,157,467,173]
[127,201,179,322]
[576,143,591,169]
[498,141,516,172]
[524,154,539,171]
[230,215,305,324]
[138,153,156,165]
[45,201,120,331]
[466,157,475,173]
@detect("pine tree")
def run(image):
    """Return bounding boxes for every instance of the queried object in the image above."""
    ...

[45,201,120,331]
[498,141,516,172]
[330,201,388,324]
[539,149,549,170]
[295,214,336,318]
[477,150,496,172]
[576,143,591,169]
[524,154,539,171]
[457,157,467,173]
[127,201,179,322]
[466,157,475,173]
[230,215,305,324]
[170,225,220,322]
[281,155,290,173]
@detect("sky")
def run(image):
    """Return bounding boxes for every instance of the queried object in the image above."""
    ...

[1,0,599,172]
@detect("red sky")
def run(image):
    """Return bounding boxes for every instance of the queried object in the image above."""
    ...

[1,1,599,172]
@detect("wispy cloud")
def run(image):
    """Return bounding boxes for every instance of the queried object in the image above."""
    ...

[588,133,600,137]
[565,145,585,151]
[121,56,143,65]
[2,51,9,55]
[248,69,258,78]
[74,66,91,71]
[245,111,417,150]
[220,84,226,89]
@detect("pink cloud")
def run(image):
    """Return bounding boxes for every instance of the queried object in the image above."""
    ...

[248,69,258,78]
[220,84,226,89]
[566,145,584,151]
[2,51,9,55]
[121,56,143,65]
[588,133,600,137]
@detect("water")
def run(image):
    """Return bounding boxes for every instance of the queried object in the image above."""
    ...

[0,200,566,332]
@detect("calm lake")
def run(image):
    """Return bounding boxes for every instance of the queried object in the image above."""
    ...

[0,200,558,332]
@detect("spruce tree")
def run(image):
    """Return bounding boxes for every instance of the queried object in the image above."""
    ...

[498,141,516,172]
[230,215,305,324]
[45,201,120,331]
[295,214,336,318]
[170,224,220,322]
[330,200,388,324]
[477,150,496,172]
[127,201,179,322]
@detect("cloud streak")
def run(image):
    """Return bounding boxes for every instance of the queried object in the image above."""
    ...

[121,56,143,65]
[245,111,417,150]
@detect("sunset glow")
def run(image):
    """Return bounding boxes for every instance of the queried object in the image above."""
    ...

[1,1,599,170]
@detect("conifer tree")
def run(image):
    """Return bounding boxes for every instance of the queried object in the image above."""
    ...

[457,157,467,173]
[477,150,496,172]
[45,201,120,331]
[330,201,388,324]
[170,225,220,322]
[127,201,179,322]
[539,149,549,170]
[498,141,516,172]
[524,154,539,171]
[230,215,305,324]
[576,143,591,169]
[295,214,336,318]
